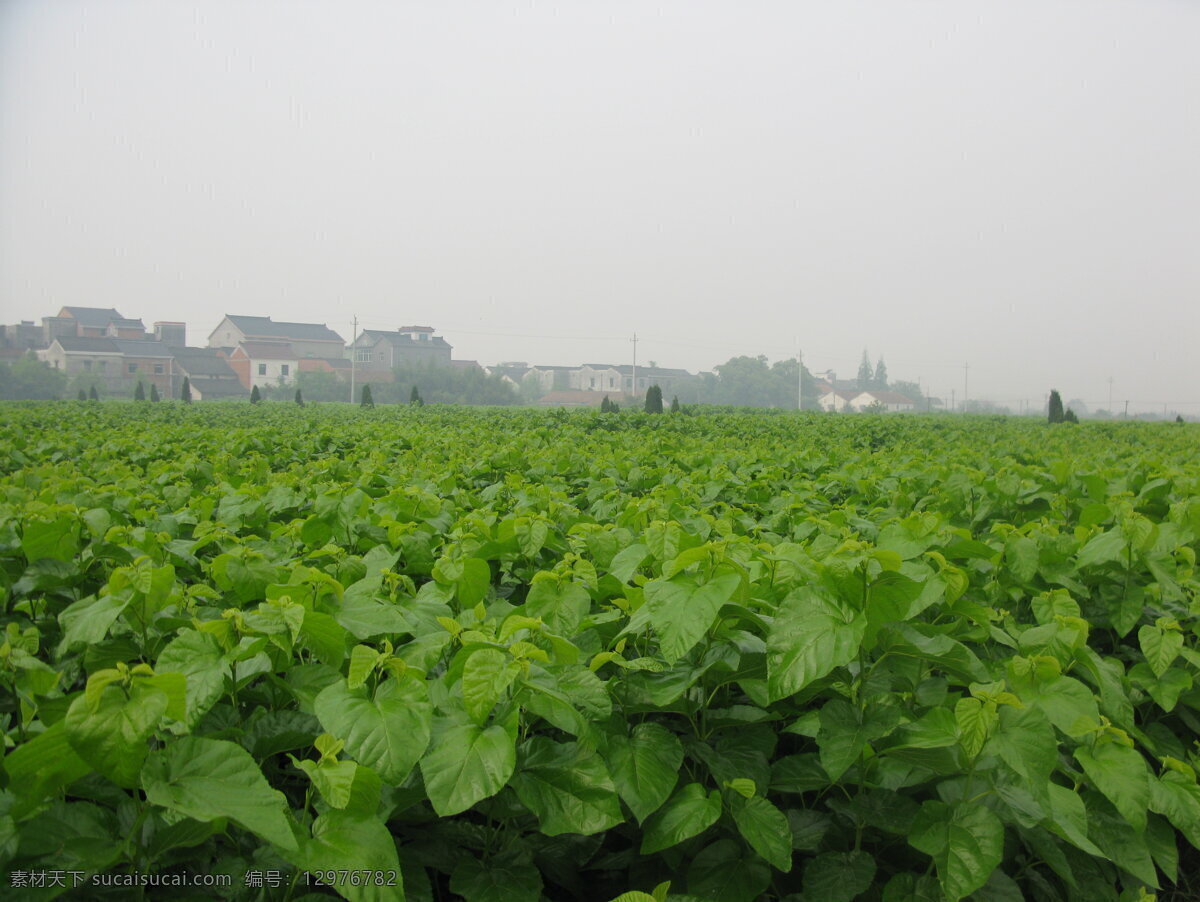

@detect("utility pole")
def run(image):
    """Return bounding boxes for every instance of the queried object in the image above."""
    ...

[630,332,638,401]
[796,340,803,411]
[1108,377,1113,413]
[349,315,358,404]
[1124,399,1129,419]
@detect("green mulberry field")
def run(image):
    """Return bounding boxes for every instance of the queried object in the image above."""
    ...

[1,402,1198,902]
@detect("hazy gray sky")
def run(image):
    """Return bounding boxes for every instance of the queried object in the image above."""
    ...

[2,1,1197,411]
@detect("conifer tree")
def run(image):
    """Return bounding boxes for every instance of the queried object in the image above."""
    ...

[1047,389,1064,423]
[250,385,262,404]
[88,385,99,401]
[874,357,888,389]
[410,385,422,406]
[857,350,873,390]
[180,377,192,403]
[295,388,304,407]
[361,384,374,408]
[134,381,146,401]
[600,395,611,413]
[77,389,87,401]
[645,384,664,414]
[670,395,680,413]
[1178,414,1185,423]
[150,384,160,402]
[1064,407,1078,423]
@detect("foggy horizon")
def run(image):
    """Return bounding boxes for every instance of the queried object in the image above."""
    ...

[2,1,1197,413]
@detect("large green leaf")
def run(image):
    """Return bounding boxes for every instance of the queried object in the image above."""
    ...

[629,572,740,664]
[420,720,517,816]
[1074,741,1149,832]
[802,851,876,902]
[289,810,404,902]
[461,648,520,724]
[767,588,865,702]
[141,736,297,851]
[909,800,1003,902]
[524,572,591,637]
[4,721,92,819]
[641,782,722,854]
[817,699,899,781]
[22,514,81,563]
[730,794,793,872]
[65,684,168,788]
[686,838,771,902]
[156,629,231,728]
[510,737,623,836]
[985,705,1057,785]
[603,722,683,823]
[1139,624,1183,677]
[315,673,432,785]
[450,849,542,902]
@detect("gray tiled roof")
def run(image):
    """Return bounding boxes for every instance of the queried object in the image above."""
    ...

[172,348,240,377]
[54,337,121,353]
[225,315,344,343]
[60,307,128,327]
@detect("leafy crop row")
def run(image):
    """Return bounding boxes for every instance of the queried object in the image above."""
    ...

[1,403,1198,901]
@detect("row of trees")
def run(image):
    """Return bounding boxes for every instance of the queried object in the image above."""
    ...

[257,363,519,406]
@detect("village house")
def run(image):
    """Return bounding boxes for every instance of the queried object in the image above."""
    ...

[817,389,857,412]
[523,365,575,393]
[848,390,916,412]
[171,348,247,400]
[348,326,453,377]
[41,306,149,342]
[208,315,345,359]
[39,337,179,396]
[227,342,301,391]
[573,364,691,397]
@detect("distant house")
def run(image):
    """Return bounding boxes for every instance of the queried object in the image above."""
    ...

[486,363,533,389]
[817,389,857,412]
[348,326,453,375]
[208,315,345,359]
[227,342,301,391]
[574,365,623,393]
[171,348,247,400]
[42,306,148,342]
[574,364,691,396]
[524,365,575,393]
[849,391,915,412]
[39,336,178,396]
